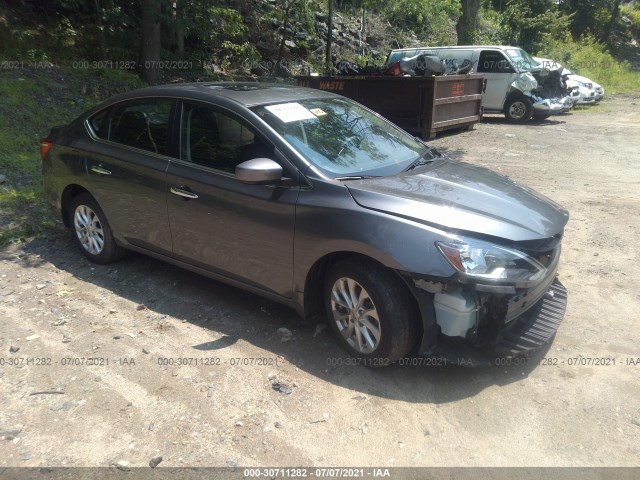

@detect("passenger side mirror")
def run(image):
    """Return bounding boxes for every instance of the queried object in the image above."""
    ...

[235,158,283,185]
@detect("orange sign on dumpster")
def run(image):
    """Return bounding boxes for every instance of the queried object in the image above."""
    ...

[451,82,465,96]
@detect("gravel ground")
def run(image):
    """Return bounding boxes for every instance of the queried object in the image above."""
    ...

[1,95,639,469]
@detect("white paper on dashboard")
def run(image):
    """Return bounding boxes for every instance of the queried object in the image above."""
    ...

[265,103,317,123]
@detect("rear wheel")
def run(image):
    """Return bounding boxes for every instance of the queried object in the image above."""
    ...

[504,95,533,123]
[324,260,417,366]
[69,193,125,264]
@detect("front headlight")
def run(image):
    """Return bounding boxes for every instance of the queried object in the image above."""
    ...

[436,238,547,287]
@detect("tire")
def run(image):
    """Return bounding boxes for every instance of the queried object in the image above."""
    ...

[504,95,533,123]
[324,259,417,366]
[68,193,126,264]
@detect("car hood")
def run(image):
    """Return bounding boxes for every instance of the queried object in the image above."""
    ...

[567,74,595,85]
[345,159,569,242]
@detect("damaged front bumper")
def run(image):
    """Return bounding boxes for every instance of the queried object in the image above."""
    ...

[531,95,573,115]
[406,245,568,367]
[425,279,567,366]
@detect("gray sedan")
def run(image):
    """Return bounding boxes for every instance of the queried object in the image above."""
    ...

[41,83,569,366]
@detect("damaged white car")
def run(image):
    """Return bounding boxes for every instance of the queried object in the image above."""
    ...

[386,45,576,122]
[534,57,604,104]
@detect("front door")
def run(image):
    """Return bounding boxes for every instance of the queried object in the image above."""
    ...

[165,101,298,298]
[476,50,517,111]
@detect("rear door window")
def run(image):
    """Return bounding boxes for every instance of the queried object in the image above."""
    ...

[88,109,110,139]
[108,99,173,155]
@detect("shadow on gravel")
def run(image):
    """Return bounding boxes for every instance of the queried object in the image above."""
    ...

[480,115,569,127]
[20,232,551,405]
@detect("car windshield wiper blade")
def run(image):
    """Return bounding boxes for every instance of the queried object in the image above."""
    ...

[402,146,444,172]
[335,175,381,181]
[403,157,437,172]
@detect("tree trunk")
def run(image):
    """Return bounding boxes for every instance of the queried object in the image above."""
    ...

[176,0,185,58]
[162,0,176,52]
[359,1,365,56]
[94,0,107,57]
[274,0,297,75]
[325,0,333,71]
[602,0,621,45]
[456,0,480,46]
[140,0,162,84]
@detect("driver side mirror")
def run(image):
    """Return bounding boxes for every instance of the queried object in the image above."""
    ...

[235,158,283,185]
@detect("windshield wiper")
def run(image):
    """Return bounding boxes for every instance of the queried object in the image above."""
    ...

[335,175,381,181]
[402,145,444,172]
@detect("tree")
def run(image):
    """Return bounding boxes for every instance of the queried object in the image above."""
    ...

[187,1,258,71]
[386,0,460,42]
[326,0,334,70]
[175,0,185,58]
[558,0,626,49]
[602,0,621,45]
[270,0,306,75]
[139,0,161,84]
[456,0,480,45]
[501,0,569,52]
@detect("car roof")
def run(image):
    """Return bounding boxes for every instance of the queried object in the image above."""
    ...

[106,82,338,108]
[390,45,522,52]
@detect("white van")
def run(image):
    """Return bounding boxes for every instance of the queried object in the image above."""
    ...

[386,45,572,122]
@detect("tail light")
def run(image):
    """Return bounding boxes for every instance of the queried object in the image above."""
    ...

[40,139,54,161]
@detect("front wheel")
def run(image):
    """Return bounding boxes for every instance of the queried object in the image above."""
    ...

[69,193,126,264]
[324,260,417,366]
[504,95,533,123]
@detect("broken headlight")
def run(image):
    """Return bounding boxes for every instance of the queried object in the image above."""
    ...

[435,239,547,288]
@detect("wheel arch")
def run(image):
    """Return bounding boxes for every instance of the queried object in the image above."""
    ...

[60,184,90,228]
[302,251,427,352]
[503,91,533,122]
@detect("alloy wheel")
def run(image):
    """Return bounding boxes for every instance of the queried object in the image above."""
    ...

[330,277,381,353]
[74,205,105,255]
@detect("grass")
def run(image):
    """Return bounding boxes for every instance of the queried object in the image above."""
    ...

[540,35,640,95]
[0,67,145,246]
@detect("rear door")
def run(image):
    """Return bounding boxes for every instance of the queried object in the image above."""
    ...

[85,98,176,255]
[476,49,517,111]
[164,100,299,298]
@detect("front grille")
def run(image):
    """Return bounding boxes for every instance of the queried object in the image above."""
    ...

[495,279,567,356]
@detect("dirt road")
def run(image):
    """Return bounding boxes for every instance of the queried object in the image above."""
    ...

[1,96,639,469]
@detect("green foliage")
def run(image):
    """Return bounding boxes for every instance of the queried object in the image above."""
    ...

[187,3,260,70]
[621,3,640,38]
[475,4,508,45]
[385,0,460,43]
[0,67,144,245]
[539,34,640,94]
[559,0,618,43]
[499,0,570,52]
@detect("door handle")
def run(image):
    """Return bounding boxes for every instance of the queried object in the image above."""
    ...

[90,165,111,175]
[170,186,199,200]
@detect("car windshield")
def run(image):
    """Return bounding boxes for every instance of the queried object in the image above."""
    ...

[505,48,539,72]
[252,98,429,177]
